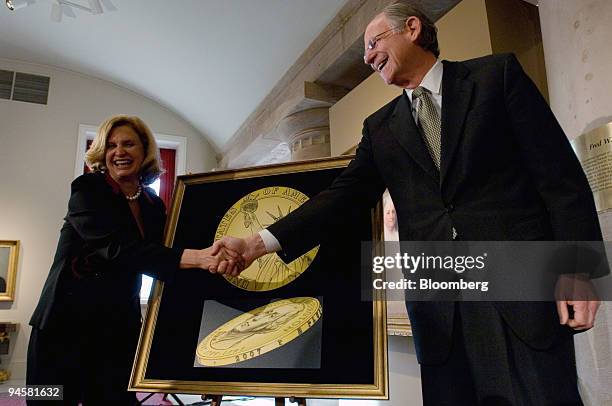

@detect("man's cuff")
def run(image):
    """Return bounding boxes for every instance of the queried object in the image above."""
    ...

[258,229,282,253]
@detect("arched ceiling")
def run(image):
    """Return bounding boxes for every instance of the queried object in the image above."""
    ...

[0,0,347,150]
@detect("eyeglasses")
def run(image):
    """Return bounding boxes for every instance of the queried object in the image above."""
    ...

[363,26,403,64]
[367,27,400,50]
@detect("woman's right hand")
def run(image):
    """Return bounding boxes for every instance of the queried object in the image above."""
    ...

[179,247,244,272]
[207,245,245,273]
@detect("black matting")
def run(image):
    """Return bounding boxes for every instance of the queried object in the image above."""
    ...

[145,167,375,385]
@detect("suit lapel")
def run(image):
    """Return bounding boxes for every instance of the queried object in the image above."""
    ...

[440,61,473,186]
[388,92,439,181]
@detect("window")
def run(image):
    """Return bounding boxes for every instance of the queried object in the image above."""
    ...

[74,124,187,302]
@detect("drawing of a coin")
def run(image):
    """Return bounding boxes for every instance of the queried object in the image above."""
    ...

[196,297,322,366]
[214,186,319,291]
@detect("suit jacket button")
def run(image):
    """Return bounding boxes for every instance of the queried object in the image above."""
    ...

[445,204,454,213]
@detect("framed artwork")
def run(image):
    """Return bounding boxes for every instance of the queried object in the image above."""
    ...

[382,191,412,336]
[130,156,388,399]
[0,240,20,301]
[342,145,358,155]
[341,149,410,336]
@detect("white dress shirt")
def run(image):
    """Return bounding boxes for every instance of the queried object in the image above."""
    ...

[260,60,445,253]
[259,228,281,252]
[405,59,443,124]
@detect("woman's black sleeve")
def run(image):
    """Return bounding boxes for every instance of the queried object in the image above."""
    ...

[66,175,183,282]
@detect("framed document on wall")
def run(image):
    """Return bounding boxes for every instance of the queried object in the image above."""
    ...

[129,156,388,399]
[0,240,20,301]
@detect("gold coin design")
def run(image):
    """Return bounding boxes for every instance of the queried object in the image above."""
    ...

[196,297,322,366]
[214,186,319,291]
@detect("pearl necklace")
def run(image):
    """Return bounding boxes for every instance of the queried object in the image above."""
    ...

[124,185,142,201]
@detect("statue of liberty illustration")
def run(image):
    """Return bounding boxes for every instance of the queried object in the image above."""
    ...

[239,193,296,289]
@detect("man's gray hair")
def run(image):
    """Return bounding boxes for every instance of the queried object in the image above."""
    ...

[383,1,440,58]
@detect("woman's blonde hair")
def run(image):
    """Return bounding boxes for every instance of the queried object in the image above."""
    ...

[85,115,163,185]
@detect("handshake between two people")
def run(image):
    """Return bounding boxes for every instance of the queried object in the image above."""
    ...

[180,234,268,277]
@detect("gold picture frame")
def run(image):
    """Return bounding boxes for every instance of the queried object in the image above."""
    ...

[381,191,412,337]
[130,156,388,399]
[386,314,412,337]
[342,148,411,337]
[0,240,20,301]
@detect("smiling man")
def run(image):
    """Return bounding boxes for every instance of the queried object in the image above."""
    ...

[213,1,603,404]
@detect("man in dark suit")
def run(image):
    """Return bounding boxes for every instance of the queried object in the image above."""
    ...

[213,2,603,404]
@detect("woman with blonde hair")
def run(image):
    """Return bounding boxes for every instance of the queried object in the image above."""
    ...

[27,115,238,404]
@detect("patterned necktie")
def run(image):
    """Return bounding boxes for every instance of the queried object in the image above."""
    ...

[413,86,457,239]
[412,86,441,170]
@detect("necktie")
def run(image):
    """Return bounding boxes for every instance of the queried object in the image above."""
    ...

[412,86,441,170]
[412,87,457,239]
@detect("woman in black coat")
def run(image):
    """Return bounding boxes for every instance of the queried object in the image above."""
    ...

[27,115,236,405]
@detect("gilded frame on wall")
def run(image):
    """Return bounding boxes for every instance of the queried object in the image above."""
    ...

[130,156,388,399]
[343,144,412,337]
[381,191,413,337]
[0,240,20,301]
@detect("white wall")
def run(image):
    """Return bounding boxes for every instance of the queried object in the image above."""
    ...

[0,58,217,380]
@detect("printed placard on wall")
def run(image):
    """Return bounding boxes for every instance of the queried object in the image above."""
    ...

[572,122,612,211]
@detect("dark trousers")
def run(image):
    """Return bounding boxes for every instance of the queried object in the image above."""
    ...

[420,302,583,406]
[26,320,140,405]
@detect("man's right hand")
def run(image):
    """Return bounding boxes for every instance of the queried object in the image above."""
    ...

[210,234,268,276]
